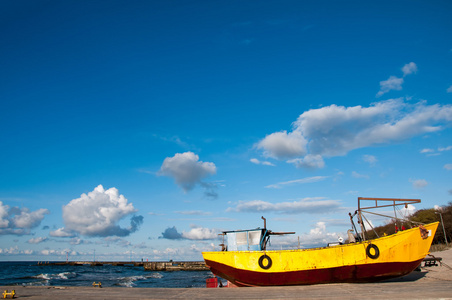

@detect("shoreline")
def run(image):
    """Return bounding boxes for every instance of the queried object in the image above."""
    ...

[1,248,451,299]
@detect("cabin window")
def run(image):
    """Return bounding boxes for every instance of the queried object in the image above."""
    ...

[225,230,264,251]
[248,230,261,246]
[236,232,247,246]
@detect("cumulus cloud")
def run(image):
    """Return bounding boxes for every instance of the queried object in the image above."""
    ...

[287,154,325,169]
[160,226,183,239]
[158,152,217,196]
[182,225,217,240]
[50,227,75,237]
[27,237,48,244]
[0,202,49,235]
[376,76,404,97]
[227,197,341,214]
[256,99,452,169]
[159,225,217,240]
[0,246,34,256]
[57,185,143,237]
[265,176,328,189]
[250,158,275,166]
[256,131,307,159]
[376,62,417,97]
[402,62,418,76]
[411,179,428,189]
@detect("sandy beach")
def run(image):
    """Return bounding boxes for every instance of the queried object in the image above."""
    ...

[2,247,451,299]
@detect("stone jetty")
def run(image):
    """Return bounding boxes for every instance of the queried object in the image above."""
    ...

[38,260,209,271]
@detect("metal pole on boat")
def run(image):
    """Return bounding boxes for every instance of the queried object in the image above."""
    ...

[435,212,448,246]
[358,211,366,241]
[349,211,361,242]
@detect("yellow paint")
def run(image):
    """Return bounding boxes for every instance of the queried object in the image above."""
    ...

[202,222,439,273]
[2,290,15,299]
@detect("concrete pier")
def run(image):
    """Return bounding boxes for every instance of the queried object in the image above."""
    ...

[143,261,208,271]
[39,260,209,270]
[39,261,145,267]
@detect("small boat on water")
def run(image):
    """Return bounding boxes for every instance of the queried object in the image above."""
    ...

[202,197,439,286]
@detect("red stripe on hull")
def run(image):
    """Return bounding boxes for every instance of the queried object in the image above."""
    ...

[204,259,424,286]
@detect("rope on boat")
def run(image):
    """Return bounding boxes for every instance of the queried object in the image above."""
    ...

[359,210,424,225]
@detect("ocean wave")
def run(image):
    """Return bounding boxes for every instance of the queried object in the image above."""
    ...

[33,272,77,281]
[116,273,162,288]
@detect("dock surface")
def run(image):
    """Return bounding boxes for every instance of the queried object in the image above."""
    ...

[1,275,451,300]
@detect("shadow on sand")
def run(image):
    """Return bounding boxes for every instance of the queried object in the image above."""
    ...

[382,271,427,282]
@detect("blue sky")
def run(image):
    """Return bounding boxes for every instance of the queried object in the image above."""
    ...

[1,0,451,261]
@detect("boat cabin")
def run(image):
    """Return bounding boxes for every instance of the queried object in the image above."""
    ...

[222,228,269,251]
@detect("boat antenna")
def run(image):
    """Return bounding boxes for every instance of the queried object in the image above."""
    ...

[261,216,266,229]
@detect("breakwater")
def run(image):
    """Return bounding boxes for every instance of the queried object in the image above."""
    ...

[38,261,209,271]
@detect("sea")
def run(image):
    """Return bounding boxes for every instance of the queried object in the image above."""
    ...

[0,262,216,288]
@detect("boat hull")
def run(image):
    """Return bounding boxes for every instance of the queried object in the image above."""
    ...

[202,222,439,286]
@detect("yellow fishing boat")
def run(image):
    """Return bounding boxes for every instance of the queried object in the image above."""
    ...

[202,197,439,286]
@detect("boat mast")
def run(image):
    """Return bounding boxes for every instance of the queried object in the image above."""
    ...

[356,197,421,239]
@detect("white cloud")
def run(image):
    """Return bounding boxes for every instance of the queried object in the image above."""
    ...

[402,62,418,76]
[420,148,434,153]
[265,176,328,189]
[447,85,452,93]
[400,204,416,217]
[182,225,217,240]
[227,197,341,214]
[159,152,217,192]
[257,99,452,169]
[362,155,377,166]
[438,146,452,152]
[0,246,35,256]
[352,171,369,179]
[377,76,404,97]
[287,154,325,169]
[267,221,340,249]
[40,249,76,256]
[59,185,142,237]
[0,201,49,235]
[444,164,452,171]
[420,146,452,156]
[256,131,307,159]
[160,225,218,240]
[50,227,75,237]
[27,237,48,244]
[250,158,275,166]
[411,179,428,189]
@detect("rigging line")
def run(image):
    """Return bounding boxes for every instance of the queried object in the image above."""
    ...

[359,210,424,225]
[361,213,379,238]
[394,205,414,228]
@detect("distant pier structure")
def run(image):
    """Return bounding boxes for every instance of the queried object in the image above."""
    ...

[38,261,209,271]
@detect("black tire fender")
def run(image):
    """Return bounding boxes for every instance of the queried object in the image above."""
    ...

[258,254,272,269]
[366,244,380,259]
